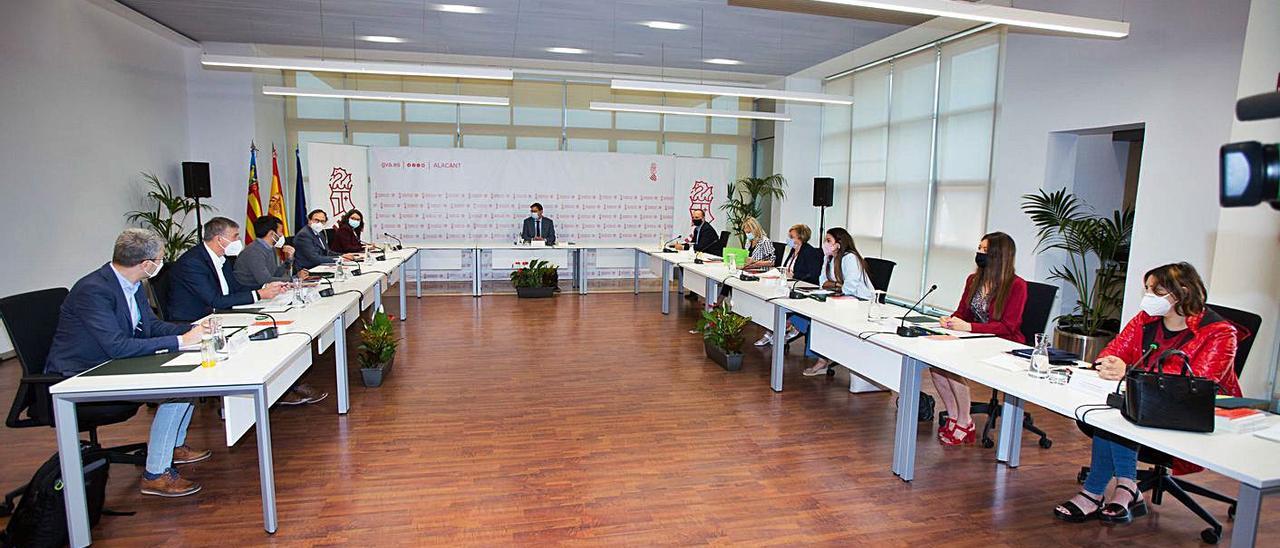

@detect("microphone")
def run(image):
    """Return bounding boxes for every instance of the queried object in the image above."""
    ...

[788,278,807,300]
[661,234,683,253]
[382,232,404,251]
[248,312,280,341]
[318,277,335,298]
[1237,90,1280,122]
[896,284,938,337]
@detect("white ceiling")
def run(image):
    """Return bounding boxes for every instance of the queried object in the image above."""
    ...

[119,0,911,76]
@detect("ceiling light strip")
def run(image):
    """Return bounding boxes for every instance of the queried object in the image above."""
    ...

[203,54,513,80]
[611,79,852,105]
[589,102,790,121]
[811,0,1128,38]
[262,86,509,106]
[825,22,997,81]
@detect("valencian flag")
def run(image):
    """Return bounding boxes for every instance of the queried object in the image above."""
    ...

[266,144,289,236]
[244,142,263,243]
[293,145,307,233]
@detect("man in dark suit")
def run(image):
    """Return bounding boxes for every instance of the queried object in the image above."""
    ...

[295,209,358,269]
[45,229,210,497]
[234,215,305,287]
[165,217,286,323]
[520,202,556,245]
[676,209,719,254]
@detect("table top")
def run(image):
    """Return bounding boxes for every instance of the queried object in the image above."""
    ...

[407,241,656,251]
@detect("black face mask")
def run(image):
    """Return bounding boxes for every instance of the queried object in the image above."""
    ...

[975,252,989,268]
[692,219,703,226]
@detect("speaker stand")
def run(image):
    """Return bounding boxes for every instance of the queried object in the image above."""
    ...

[194,196,204,235]
[818,206,827,238]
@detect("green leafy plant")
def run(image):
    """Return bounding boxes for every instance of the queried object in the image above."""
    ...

[125,173,213,262]
[1022,188,1135,337]
[719,174,787,247]
[695,301,751,353]
[509,259,559,288]
[357,310,399,369]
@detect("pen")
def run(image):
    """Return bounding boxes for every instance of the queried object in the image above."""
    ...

[958,334,998,339]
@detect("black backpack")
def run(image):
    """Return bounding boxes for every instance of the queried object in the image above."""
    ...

[1,448,126,548]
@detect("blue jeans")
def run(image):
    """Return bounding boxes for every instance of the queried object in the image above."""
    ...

[788,315,822,359]
[145,401,195,475]
[1082,434,1139,495]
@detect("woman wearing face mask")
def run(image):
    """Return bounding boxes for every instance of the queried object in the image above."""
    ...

[787,227,874,376]
[739,217,776,272]
[933,232,1026,446]
[754,224,822,347]
[331,209,370,253]
[1054,262,1239,525]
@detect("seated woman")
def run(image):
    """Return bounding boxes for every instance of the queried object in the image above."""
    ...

[331,209,372,254]
[1054,262,1239,525]
[754,223,823,347]
[788,227,874,376]
[739,216,776,272]
[933,232,1027,446]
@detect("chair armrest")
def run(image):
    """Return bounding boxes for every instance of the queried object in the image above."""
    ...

[21,373,65,386]
[6,374,65,428]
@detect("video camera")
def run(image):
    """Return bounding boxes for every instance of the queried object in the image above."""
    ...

[1219,90,1279,209]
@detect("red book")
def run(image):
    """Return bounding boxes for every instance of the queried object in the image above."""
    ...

[1215,407,1263,420]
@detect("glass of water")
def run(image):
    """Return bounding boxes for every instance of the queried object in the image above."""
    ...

[1029,333,1051,379]
[869,290,888,321]
[204,316,228,357]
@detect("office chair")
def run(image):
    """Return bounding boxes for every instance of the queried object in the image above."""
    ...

[142,264,174,321]
[1076,303,1260,544]
[0,288,148,517]
[825,257,896,378]
[940,280,1057,449]
[714,230,730,257]
[772,241,787,266]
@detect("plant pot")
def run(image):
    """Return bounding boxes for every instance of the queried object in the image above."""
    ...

[360,356,394,387]
[1053,328,1115,363]
[516,286,556,298]
[703,340,744,371]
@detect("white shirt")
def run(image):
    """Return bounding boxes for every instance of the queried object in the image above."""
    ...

[204,243,230,295]
[110,265,142,328]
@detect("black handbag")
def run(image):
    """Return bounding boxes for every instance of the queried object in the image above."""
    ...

[1120,349,1218,432]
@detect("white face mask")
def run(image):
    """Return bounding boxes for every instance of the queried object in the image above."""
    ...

[222,237,245,257]
[273,234,285,249]
[348,219,361,229]
[745,232,755,242]
[144,260,164,278]
[311,221,325,234]
[1139,292,1173,317]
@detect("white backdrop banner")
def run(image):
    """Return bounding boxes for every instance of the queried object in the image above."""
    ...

[306,143,370,221]
[367,148,729,244]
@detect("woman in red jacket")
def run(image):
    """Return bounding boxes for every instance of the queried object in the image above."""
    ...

[933,232,1027,446]
[1054,262,1239,525]
[331,209,370,254]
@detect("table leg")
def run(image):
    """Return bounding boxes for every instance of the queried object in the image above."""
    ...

[398,263,406,321]
[253,386,278,534]
[54,396,90,547]
[633,250,640,295]
[704,277,717,310]
[996,394,1026,467]
[415,250,422,299]
[333,316,349,414]
[1231,484,1269,547]
[578,249,588,295]
[677,267,685,298]
[770,306,787,392]
[893,358,926,482]
[661,261,671,315]
[472,249,482,297]
[374,279,384,312]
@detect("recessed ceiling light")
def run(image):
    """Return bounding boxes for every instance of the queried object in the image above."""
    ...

[704,58,742,66]
[546,47,588,55]
[434,4,486,14]
[614,52,643,58]
[360,35,406,44]
[641,21,688,30]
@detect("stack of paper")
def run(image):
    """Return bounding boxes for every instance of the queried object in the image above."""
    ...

[1215,408,1271,434]
[1253,424,1280,443]
[1069,370,1117,398]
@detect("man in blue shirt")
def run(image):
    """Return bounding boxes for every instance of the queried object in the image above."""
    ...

[46,229,211,497]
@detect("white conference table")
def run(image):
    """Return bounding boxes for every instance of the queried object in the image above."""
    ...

[410,242,655,296]
[49,248,417,547]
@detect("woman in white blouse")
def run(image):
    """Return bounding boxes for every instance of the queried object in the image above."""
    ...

[789,227,874,376]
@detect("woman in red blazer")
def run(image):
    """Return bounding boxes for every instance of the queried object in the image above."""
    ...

[932,231,1027,446]
[331,209,370,254]
[1055,262,1239,526]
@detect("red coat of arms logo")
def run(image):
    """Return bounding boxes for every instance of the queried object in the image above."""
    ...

[649,162,658,182]
[328,167,355,216]
[689,180,714,222]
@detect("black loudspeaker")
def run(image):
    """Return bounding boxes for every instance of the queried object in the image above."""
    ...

[813,177,834,207]
[182,162,211,198]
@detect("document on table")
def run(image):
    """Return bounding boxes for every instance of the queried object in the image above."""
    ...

[982,353,1029,372]
[1255,424,1280,443]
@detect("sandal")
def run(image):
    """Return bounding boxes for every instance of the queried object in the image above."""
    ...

[1054,491,1104,523]
[937,416,956,441]
[939,420,976,446]
[1100,483,1147,525]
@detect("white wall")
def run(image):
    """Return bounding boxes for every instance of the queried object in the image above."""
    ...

[769,76,824,238]
[1207,0,1280,399]
[0,0,194,354]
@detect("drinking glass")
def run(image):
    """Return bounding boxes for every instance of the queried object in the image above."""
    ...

[1029,333,1051,379]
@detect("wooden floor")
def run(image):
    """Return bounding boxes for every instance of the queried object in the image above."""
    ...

[1,292,1274,546]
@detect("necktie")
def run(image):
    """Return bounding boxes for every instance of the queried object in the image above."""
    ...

[535,220,541,238]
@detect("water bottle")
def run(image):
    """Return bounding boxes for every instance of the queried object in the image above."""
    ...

[336,261,347,281]
[726,254,738,274]
[1029,333,1051,379]
[200,333,217,369]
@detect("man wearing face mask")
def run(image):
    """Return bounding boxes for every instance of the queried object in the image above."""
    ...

[521,202,556,245]
[166,217,287,322]
[46,229,212,497]
[294,209,358,269]
[235,215,307,286]
[676,208,720,255]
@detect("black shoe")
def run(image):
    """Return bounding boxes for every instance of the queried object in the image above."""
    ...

[1053,491,1103,523]
[1099,484,1147,525]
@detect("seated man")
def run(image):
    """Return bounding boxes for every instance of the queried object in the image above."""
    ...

[165,216,287,323]
[521,202,556,245]
[675,208,719,254]
[294,209,357,270]
[234,215,306,286]
[45,228,210,497]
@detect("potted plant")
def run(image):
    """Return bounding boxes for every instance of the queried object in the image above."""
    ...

[510,259,559,298]
[719,174,787,248]
[1022,189,1135,361]
[126,173,212,262]
[357,310,399,387]
[695,302,751,371]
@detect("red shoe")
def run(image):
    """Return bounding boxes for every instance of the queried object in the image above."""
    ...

[937,417,957,441]
[940,420,976,446]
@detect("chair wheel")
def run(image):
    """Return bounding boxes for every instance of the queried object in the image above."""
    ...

[1228,504,1236,520]
[1039,438,1053,449]
[1200,527,1221,544]
[826,367,835,376]
[980,438,995,449]
[0,500,13,517]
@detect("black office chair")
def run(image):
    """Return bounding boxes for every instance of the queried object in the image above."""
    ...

[0,288,147,517]
[142,264,174,321]
[941,280,1058,449]
[713,230,730,257]
[772,241,787,267]
[1076,303,1260,544]
[323,228,336,245]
